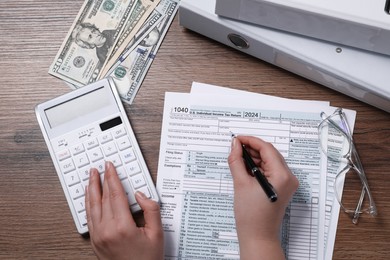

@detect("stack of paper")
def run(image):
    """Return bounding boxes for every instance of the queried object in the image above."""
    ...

[156,82,356,260]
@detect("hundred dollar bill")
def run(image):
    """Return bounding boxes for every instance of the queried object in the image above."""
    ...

[101,0,160,77]
[109,0,180,104]
[49,0,136,87]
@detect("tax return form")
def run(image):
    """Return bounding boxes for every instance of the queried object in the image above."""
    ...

[156,82,356,260]
[190,82,356,260]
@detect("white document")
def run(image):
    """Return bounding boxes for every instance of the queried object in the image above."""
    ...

[156,84,355,259]
[191,82,356,260]
[191,82,356,259]
[190,82,330,107]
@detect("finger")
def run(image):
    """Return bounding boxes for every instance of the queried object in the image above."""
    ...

[135,191,162,235]
[238,136,274,157]
[238,136,299,195]
[86,168,102,232]
[247,147,262,162]
[228,137,253,185]
[237,136,285,171]
[85,186,92,233]
[105,161,134,223]
[101,162,114,220]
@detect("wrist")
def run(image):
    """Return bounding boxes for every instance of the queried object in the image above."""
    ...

[239,238,285,260]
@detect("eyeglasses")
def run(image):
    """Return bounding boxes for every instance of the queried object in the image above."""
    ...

[318,108,377,224]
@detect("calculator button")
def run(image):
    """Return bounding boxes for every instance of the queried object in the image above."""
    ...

[74,153,90,168]
[78,166,91,181]
[98,132,113,144]
[88,147,104,162]
[107,153,122,168]
[85,138,99,150]
[115,166,127,180]
[102,142,117,156]
[121,148,137,163]
[91,160,105,174]
[78,211,88,227]
[117,136,131,151]
[71,144,85,155]
[64,171,80,187]
[126,161,141,176]
[113,126,126,139]
[82,179,89,188]
[69,184,84,200]
[137,186,151,199]
[60,158,76,174]
[121,179,137,205]
[131,174,146,189]
[57,149,71,161]
[74,197,86,213]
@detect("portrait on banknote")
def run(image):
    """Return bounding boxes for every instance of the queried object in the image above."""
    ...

[139,27,160,47]
[72,23,117,65]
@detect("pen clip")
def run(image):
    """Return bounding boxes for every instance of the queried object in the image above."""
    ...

[247,167,255,177]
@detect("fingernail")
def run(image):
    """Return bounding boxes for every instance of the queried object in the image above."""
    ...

[105,161,112,171]
[89,168,97,178]
[231,136,237,149]
[135,191,147,200]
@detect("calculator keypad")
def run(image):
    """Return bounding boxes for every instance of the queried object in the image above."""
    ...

[56,125,152,229]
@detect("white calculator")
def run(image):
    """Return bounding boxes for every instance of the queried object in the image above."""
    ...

[35,77,159,234]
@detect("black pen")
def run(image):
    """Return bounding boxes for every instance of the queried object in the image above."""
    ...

[242,144,278,202]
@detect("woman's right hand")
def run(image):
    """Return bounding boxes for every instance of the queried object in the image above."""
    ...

[228,136,299,260]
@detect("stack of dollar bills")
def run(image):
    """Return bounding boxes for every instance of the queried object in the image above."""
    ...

[49,0,180,104]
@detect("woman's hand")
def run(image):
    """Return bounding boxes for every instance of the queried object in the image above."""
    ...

[228,136,299,260]
[85,161,164,260]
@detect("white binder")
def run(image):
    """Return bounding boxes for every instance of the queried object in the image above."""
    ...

[215,0,390,56]
[179,0,390,113]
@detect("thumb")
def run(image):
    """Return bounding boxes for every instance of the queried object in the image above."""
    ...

[228,137,250,186]
[135,191,163,233]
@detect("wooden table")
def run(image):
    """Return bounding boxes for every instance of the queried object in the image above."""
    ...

[1,1,389,259]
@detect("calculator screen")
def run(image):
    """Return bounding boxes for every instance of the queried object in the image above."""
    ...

[45,87,111,128]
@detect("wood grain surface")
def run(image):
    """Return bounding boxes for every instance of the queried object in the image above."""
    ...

[0,1,389,259]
